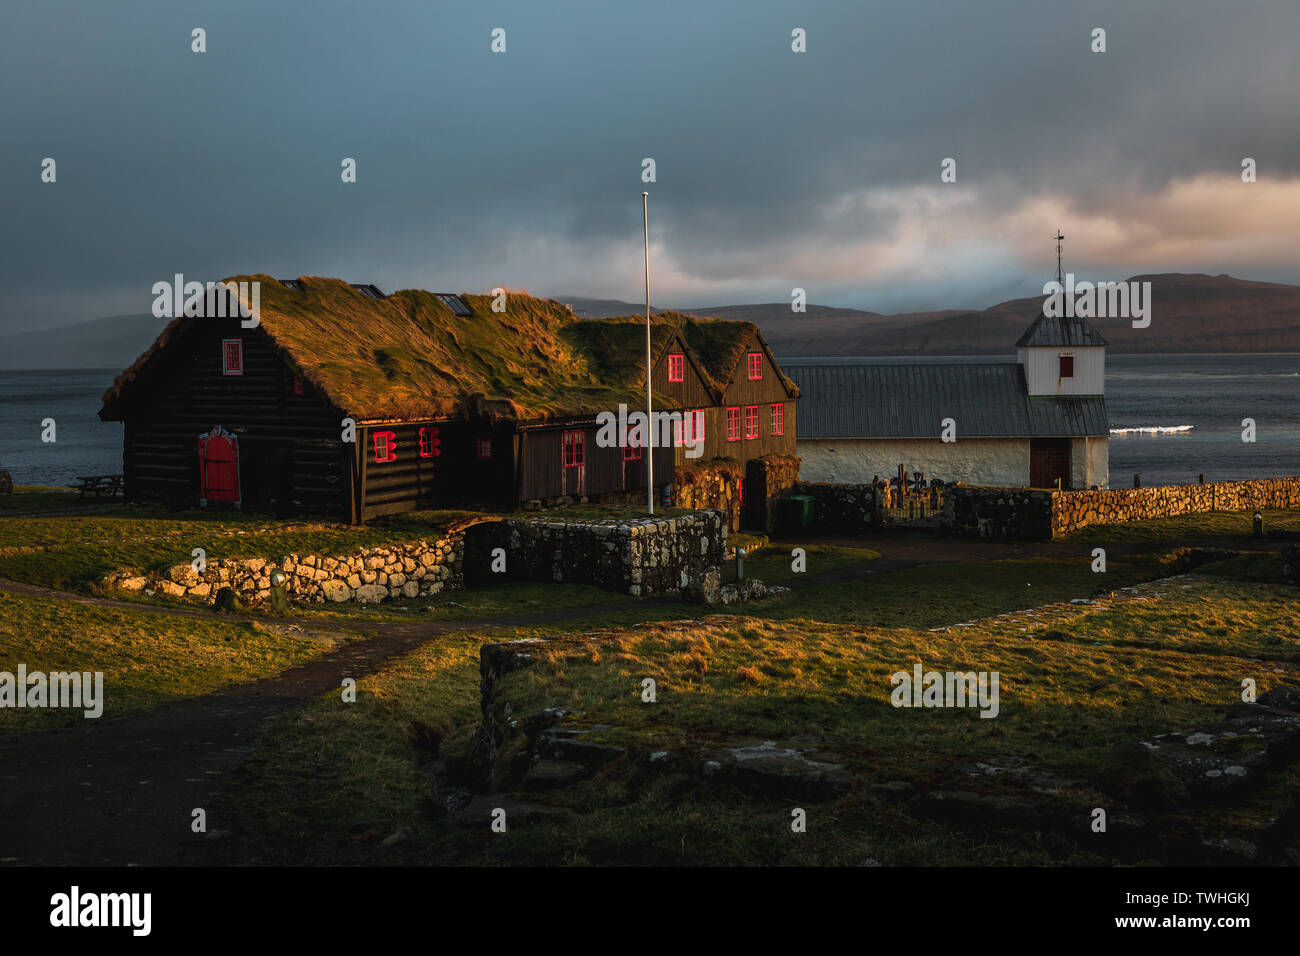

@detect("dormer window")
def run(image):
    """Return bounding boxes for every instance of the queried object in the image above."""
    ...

[1059,354,1074,378]
[667,353,685,382]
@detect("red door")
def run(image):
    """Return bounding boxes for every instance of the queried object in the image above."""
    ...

[198,426,241,506]
[1029,438,1071,489]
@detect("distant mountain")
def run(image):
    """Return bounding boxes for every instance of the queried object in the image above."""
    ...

[559,296,674,318]
[562,275,1300,356]
[0,314,166,370]
[6,274,1298,370]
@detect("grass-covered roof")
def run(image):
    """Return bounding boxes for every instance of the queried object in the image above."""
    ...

[102,276,773,424]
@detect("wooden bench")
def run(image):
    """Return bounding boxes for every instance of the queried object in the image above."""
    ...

[75,474,124,498]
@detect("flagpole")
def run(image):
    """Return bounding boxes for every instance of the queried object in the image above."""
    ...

[643,191,653,516]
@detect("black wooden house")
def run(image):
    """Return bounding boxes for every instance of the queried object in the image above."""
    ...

[99,275,798,522]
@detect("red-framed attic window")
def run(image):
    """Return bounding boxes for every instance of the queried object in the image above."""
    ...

[747,352,763,380]
[667,353,685,383]
[563,429,585,468]
[477,437,493,460]
[292,373,303,395]
[222,339,244,376]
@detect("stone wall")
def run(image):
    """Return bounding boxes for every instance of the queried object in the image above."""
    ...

[103,533,472,605]
[942,486,1054,540]
[746,454,801,534]
[463,511,726,597]
[1049,477,1300,537]
[672,459,743,532]
[944,476,1300,540]
[793,481,883,533]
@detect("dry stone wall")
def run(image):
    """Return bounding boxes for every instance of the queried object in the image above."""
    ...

[463,511,726,597]
[104,535,468,605]
[1048,477,1300,536]
[794,481,883,533]
[748,455,801,533]
[672,460,743,532]
[942,486,1054,540]
[103,511,727,605]
[945,477,1300,540]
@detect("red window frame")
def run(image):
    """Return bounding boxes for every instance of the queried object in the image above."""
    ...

[726,407,741,441]
[477,437,492,460]
[770,402,784,435]
[744,405,759,439]
[623,440,642,461]
[418,426,440,458]
[747,352,763,380]
[688,409,704,444]
[667,353,685,383]
[1059,355,1075,378]
[222,338,244,376]
[563,429,585,468]
[292,373,303,395]
[373,430,397,463]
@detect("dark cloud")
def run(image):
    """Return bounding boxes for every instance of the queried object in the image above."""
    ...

[2,0,1298,331]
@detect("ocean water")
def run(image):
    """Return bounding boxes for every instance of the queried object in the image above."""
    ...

[0,369,123,486]
[0,356,1297,488]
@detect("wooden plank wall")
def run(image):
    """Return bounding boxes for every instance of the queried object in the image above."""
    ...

[114,317,348,516]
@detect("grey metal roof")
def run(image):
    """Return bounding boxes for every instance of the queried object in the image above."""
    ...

[785,363,1108,439]
[1015,312,1108,347]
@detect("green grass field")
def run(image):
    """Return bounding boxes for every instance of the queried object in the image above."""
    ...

[0,591,360,732]
[0,504,490,592]
[223,573,1299,866]
[6,490,1300,865]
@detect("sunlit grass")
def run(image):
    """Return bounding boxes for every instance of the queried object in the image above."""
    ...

[0,591,359,732]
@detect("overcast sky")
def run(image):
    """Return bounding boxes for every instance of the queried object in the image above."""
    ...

[3,0,1299,332]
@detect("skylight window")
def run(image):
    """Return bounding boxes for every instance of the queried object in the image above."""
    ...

[436,293,472,316]
[279,279,305,291]
[351,283,384,300]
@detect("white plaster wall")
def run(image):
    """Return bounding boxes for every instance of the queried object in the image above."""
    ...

[1088,436,1109,489]
[1067,437,1110,489]
[1018,346,1105,395]
[797,438,1030,486]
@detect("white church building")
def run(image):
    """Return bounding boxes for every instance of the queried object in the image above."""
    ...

[787,311,1110,490]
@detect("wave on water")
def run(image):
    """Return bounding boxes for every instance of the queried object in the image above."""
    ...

[1109,425,1195,435]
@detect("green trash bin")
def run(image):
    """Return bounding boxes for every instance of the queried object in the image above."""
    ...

[779,494,816,533]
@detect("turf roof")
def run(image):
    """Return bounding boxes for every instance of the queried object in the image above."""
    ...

[101,276,777,424]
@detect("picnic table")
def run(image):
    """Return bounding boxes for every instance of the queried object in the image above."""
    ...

[75,474,123,498]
